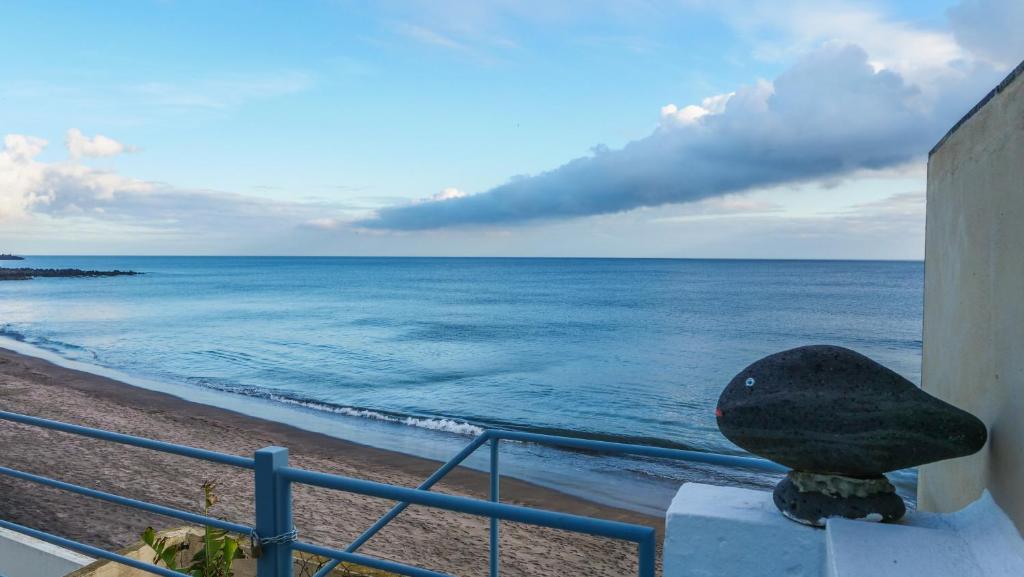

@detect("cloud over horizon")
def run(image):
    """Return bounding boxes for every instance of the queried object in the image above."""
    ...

[65,129,134,159]
[2,0,1020,259]
[358,1,1019,231]
[948,0,1024,66]
[0,134,348,239]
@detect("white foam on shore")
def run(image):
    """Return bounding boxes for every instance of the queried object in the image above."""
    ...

[0,333,487,438]
[268,395,486,437]
[0,334,669,516]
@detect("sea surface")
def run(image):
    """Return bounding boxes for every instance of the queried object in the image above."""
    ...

[0,256,923,514]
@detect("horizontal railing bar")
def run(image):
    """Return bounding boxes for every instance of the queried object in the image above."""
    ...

[293,541,454,577]
[0,465,252,536]
[281,466,654,542]
[488,429,788,473]
[0,519,183,577]
[313,434,492,577]
[0,410,255,469]
[0,410,779,577]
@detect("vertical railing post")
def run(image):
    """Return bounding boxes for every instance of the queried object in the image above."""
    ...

[255,446,292,577]
[489,437,500,577]
[637,530,656,577]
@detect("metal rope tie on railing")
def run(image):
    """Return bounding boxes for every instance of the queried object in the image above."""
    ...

[251,528,300,558]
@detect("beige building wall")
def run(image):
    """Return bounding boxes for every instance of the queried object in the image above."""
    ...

[919,62,1024,532]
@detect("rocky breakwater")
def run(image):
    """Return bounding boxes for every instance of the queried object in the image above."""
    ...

[0,268,141,281]
[716,345,987,527]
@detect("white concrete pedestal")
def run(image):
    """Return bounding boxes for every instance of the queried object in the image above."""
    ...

[0,526,94,577]
[664,484,1024,577]
[664,483,824,577]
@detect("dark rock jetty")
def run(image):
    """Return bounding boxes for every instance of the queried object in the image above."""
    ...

[0,268,141,281]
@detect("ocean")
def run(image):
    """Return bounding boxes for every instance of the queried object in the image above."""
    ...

[0,256,923,514]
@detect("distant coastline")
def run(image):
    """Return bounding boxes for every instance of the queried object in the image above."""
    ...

[0,254,25,260]
[0,267,140,281]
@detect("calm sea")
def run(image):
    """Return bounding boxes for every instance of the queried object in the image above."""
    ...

[0,257,923,514]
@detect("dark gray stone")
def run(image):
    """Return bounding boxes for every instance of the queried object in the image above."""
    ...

[772,472,905,527]
[715,345,987,476]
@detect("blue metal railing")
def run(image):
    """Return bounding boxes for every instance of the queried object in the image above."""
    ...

[0,409,786,577]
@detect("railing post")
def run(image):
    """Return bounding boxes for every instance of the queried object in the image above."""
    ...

[255,446,292,577]
[637,530,656,577]
[489,437,500,577]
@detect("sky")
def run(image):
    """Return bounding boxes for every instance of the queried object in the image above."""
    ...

[1,0,1022,259]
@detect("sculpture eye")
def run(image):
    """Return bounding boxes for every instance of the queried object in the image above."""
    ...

[745,377,755,388]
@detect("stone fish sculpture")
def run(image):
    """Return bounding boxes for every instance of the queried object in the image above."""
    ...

[715,345,987,527]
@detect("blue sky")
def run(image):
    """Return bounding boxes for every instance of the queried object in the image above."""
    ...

[1,0,1021,258]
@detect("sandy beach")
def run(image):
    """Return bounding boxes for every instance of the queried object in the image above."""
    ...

[0,347,661,576]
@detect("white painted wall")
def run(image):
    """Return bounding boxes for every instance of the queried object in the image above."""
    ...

[920,61,1024,531]
[0,526,93,577]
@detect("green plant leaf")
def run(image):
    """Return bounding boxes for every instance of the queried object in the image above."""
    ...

[155,481,245,577]
[223,539,238,563]
[160,547,178,568]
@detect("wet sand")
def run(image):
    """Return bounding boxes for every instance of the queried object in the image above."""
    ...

[0,348,662,576]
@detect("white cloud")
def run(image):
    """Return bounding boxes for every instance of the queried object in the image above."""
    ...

[2,134,46,163]
[948,0,1024,67]
[360,43,955,230]
[0,133,352,238]
[66,129,134,159]
[4,0,1014,258]
[660,103,708,125]
[661,92,736,126]
[429,187,469,202]
[1,134,154,218]
[715,0,967,88]
[2,135,130,219]
[0,135,46,218]
[360,0,1019,231]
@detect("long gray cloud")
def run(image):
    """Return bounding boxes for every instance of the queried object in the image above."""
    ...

[358,40,1007,230]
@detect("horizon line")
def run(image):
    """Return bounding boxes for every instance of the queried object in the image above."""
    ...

[4,254,925,263]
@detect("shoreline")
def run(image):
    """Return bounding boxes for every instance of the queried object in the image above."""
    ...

[0,346,661,575]
[0,333,709,517]
[0,334,690,516]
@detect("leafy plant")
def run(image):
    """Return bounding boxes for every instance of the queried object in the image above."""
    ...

[142,527,184,572]
[142,480,246,577]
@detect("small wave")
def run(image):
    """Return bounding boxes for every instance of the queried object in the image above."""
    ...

[266,395,486,437]
[0,325,28,342]
[174,376,488,437]
[0,325,99,359]
[250,384,712,451]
